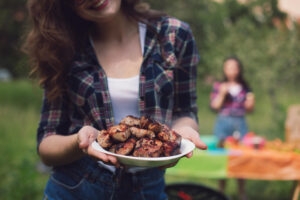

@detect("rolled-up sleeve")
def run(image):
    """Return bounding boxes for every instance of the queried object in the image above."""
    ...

[37,91,71,147]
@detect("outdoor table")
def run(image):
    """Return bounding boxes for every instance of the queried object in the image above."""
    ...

[166,147,300,200]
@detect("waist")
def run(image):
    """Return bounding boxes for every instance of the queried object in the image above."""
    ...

[97,160,149,174]
[53,156,162,178]
[219,108,246,116]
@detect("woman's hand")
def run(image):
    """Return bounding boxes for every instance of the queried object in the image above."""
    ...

[219,83,229,96]
[159,125,207,170]
[244,92,255,112]
[77,126,119,167]
[172,117,207,157]
[173,126,207,158]
[210,83,228,110]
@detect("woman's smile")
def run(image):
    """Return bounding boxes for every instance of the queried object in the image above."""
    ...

[74,0,121,23]
[93,0,109,10]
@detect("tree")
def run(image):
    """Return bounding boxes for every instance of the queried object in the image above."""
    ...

[0,0,28,77]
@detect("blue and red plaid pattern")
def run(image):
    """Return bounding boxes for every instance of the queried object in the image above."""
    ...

[210,82,251,116]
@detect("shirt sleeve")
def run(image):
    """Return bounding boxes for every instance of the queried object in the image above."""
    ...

[36,91,71,147]
[171,20,200,123]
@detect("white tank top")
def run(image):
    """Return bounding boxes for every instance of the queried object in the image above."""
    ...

[107,75,140,124]
[107,22,146,125]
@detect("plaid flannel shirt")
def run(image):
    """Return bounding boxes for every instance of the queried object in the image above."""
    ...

[37,16,200,145]
[210,82,251,116]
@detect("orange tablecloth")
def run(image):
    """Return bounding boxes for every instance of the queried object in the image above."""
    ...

[227,148,300,180]
[167,147,300,180]
[167,144,300,200]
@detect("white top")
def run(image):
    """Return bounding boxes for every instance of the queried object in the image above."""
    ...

[98,23,147,173]
[107,75,140,124]
[228,85,242,96]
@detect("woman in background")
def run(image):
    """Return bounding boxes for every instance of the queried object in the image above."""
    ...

[210,56,255,200]
[22,0,207,199]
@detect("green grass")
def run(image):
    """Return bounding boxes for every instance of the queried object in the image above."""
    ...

[0,80,47,200]
[0,80,42,110]
[0,107,47,199]
[0,80,299,199]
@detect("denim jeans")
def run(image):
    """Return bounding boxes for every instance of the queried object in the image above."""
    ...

[213,115,248,140]
[43,157,167,200]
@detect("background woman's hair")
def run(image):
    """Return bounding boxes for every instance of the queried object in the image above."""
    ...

[222,55,251,91]
[22,0,165,102]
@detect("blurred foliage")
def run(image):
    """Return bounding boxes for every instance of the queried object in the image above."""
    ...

[2,0,299,85]
[148,0,300,134]
[147,0,297,82]
[0,0,28,77]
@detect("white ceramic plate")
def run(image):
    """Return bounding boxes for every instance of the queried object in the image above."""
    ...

[91,138,195,167]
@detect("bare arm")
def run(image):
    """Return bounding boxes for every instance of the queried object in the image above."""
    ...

[38,126,118,166]
[210,83,228,110]
[38,134,83,166]
[244,92,255,112]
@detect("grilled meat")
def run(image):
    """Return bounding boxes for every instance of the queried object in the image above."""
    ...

[163,141,181,156]
[140,115,153,129]
[133,138,163,157]
[96,115,182,157]
[157,128,182,156]
[140,116,162,133]
[157,128,181,143]
[110,138,137,155]
[129,127,155,139]
[97,130,112,148]
[120,115,140,127]
[108,124,131,142]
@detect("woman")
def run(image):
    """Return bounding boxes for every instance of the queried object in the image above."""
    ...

[210,56,255,200]
[210,56,255,143]
[23,0,207,199]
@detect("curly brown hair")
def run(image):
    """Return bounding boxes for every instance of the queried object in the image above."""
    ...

[22,0,164,102]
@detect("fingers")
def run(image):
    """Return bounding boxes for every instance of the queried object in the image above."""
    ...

[77,126,120,167]
[194,138,207,150]
[184,132,207,150]
[77,126,98,149]
[86,145,120,166]
[185,151,193,158]
[174,126,207,151]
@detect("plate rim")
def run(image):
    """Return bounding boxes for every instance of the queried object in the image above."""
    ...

[91,138,195,162]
